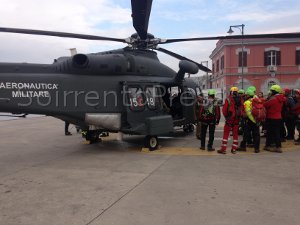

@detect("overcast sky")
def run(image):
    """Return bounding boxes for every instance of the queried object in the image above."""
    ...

[0,0,300,76]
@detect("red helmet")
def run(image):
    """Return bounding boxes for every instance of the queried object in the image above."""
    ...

[283,88,291,94]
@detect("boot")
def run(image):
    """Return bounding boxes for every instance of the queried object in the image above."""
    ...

[65,132,72,136]
[207,146,215,151]
[254,149,260,153]
[263,146,271,151]
[231,149,237,154]
[217,149,226,154]
[270,147,282,153]
[237,147,246,151]
[200,146,206,150]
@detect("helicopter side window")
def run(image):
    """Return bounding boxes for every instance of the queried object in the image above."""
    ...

[127,86,145,112]
[181,88,196,106]
[145,86,161,110]
[196,87,201,96]
[170,86,183,119]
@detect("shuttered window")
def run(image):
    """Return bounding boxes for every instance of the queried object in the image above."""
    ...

[238,51,247,67]
[221,55,224,70]
[296,50,300,65]
[264,50,281,66]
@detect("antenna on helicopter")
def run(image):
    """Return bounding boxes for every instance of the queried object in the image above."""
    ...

[69,48,77,56]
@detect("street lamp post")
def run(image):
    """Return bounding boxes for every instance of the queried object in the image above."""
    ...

[201,61,209,89]
[227,24,245,89]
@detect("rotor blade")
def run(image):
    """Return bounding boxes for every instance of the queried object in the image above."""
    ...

[156,47,211,72]
[0,27,127,43]
[161,32,300,44]
[131,0,153,40]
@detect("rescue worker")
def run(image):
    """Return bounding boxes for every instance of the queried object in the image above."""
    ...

[258,92,267,137]
[282,88,296,140]
[245,86,256,146]
[237,89,261,153]
[198,89,220,151]
[194,93,204,140]
[238,89,246,136]
[292,90,300,144]
[218,86,244,154]
[263,84,285,153]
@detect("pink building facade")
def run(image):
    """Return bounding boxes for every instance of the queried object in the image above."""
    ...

[209,38,300,95]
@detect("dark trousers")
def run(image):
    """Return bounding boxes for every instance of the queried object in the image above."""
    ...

[280,120,286,139]
[240,120,260,150]
[296,120,300,141]
[285,117,296,139]
[266,119,282,148]
[200,122,216,148]
[65,122,70,134]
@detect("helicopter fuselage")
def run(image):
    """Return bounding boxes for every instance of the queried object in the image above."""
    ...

[0,50,199,137]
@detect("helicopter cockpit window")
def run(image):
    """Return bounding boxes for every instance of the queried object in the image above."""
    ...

[145,86,160,110]
[127,86,145,111]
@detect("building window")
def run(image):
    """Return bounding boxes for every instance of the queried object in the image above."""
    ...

[238,51,247,67]
[264,50,281,66]
[212,63,215,73]
[296,50,300,65]
[216,60,219,72]
[221,55,224,70]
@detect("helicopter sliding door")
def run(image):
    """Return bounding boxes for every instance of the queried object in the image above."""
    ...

[181,86,196,124]
[123,82,173,135]
[167,85,196,127]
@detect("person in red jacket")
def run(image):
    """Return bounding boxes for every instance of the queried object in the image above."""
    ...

[263,84,286,153]
[218,86,244,154]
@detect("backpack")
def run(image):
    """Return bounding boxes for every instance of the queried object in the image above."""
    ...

[227,97,245,118]
[251,97,266,123]
[201,101,216,121]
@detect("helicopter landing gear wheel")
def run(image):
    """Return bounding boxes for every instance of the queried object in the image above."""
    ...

[183,124,194,133]
[85,131,101,144]
[144,135,159,151]
[183,125,189,133]
[188,124,194,132]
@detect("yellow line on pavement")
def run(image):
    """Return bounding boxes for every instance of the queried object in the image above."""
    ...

[142,141,300,155]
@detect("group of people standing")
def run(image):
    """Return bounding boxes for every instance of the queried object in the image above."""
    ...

[195,85,300,154]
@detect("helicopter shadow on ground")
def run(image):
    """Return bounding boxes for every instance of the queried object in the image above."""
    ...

[73,128,194,155]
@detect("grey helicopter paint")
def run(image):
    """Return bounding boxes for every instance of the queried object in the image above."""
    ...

[1,0,300,149]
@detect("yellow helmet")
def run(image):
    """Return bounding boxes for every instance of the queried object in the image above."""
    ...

[230,86,239,92]
[270,84,282,93]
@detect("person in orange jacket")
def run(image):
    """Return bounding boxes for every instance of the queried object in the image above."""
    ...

[218,86,244,154]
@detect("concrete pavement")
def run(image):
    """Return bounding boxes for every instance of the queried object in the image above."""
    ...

[0,117,299,225]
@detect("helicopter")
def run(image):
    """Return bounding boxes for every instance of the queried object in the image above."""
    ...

[1,0,300,150]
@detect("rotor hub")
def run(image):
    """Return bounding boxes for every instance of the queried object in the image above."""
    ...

[129,33,159,49]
